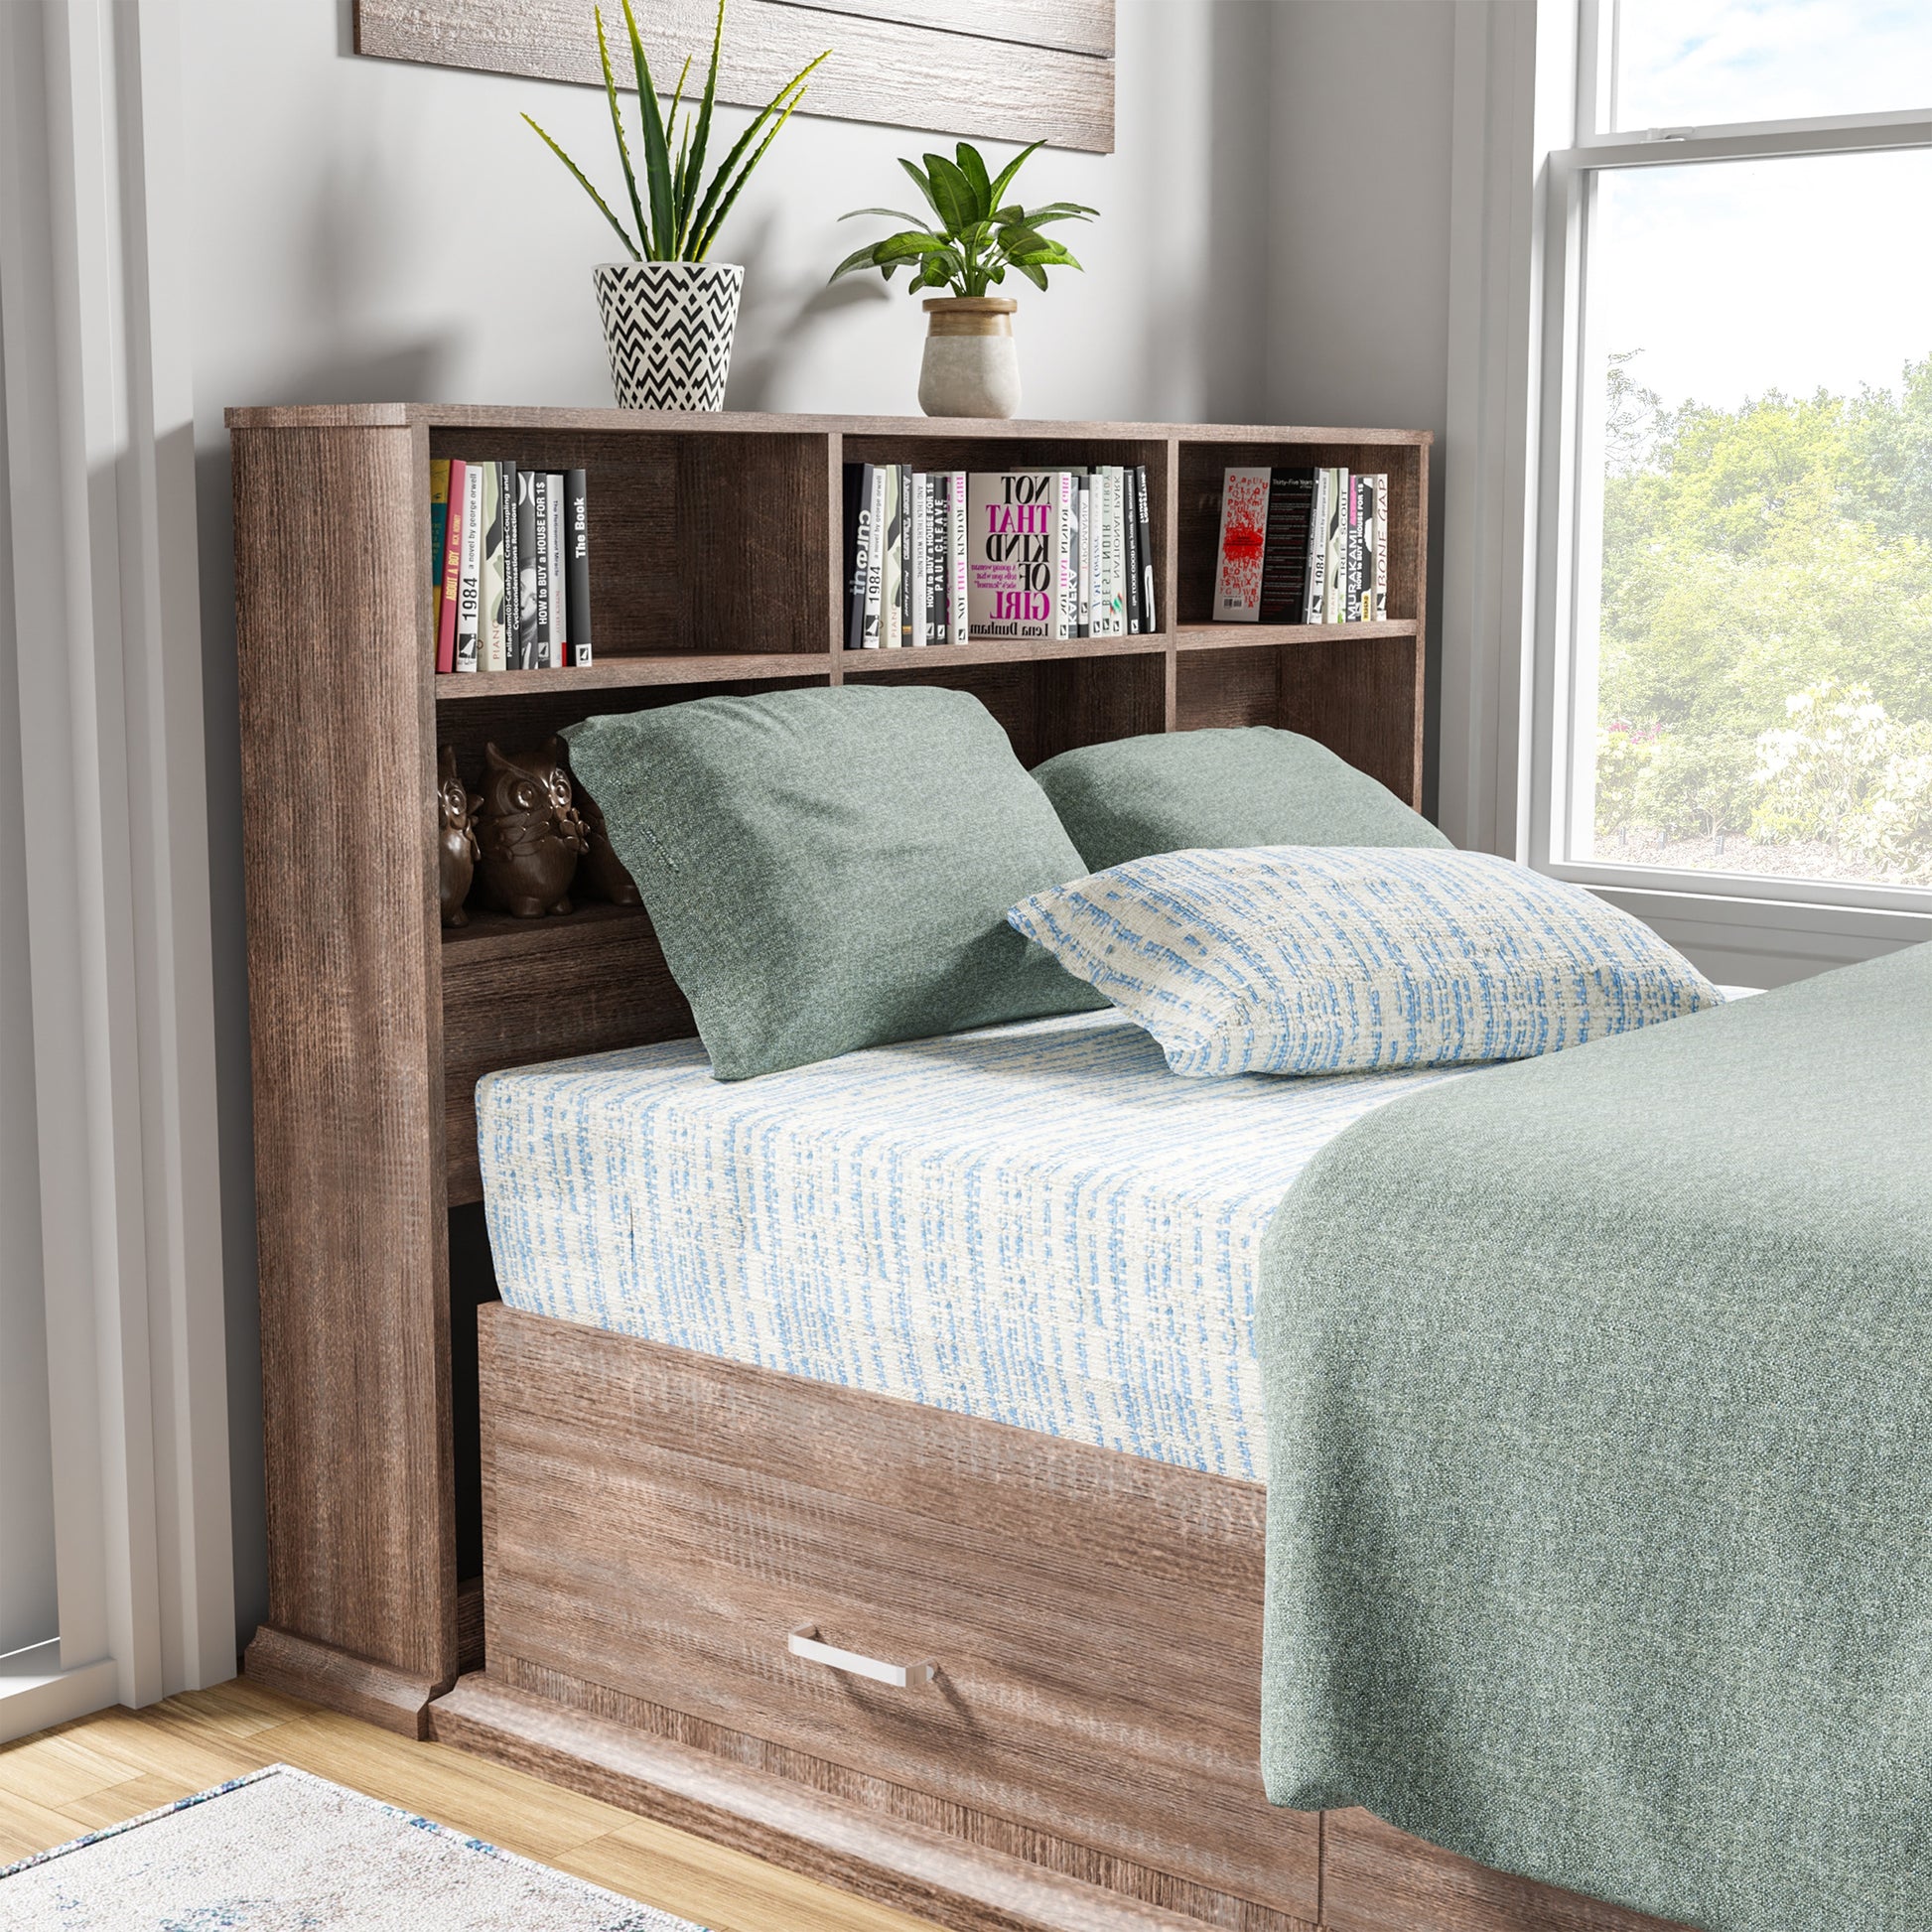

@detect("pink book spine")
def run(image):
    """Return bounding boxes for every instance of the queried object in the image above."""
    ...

[435,459,466,674]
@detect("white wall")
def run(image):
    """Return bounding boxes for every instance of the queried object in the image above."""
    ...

[182,0,1285,1647]
[1268,0,1459,820]
[0,293,60,1664]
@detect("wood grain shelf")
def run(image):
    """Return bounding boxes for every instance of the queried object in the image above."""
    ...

[435,654,825,698]
[1174,620,1420,649]
[224,403,1431,1766]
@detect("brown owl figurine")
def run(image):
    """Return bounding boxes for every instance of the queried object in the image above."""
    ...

[557,744,642,906]
[476,738,589,917]
[437,745,482,927]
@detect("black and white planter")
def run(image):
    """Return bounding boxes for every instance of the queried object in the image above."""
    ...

[593,261,745,412]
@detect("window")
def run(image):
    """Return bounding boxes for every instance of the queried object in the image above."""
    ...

[1542,2,1932,905]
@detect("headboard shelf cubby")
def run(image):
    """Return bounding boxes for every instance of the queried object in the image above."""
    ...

[224,403,1432,1732]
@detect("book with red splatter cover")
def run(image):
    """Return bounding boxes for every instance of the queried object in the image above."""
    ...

[1212,467,1270,621]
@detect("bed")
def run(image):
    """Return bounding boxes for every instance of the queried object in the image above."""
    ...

[456,1000,1707,1932]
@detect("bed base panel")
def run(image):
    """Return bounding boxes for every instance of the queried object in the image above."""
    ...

[464,1304,1687,1932]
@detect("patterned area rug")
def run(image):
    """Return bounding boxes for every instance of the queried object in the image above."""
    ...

[0,1762,705,1928]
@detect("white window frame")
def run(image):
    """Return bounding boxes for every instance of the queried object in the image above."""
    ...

[1445,0,1932,983]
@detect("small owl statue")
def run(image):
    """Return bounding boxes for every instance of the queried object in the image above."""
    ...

[476,738,589,917]
[437,745,483,927]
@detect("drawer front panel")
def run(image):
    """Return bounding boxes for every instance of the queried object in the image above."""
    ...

[480,1307,1316,1919]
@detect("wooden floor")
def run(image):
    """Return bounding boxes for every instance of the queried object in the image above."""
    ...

[0,1677,941,1931]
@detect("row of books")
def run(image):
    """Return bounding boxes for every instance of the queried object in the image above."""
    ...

[431,459,594,672]
[841,464,1160,648]
[1212,466,1388,625]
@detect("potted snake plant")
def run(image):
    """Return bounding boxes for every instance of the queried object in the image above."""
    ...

[526,0,828,411]
[831,140,1096,418]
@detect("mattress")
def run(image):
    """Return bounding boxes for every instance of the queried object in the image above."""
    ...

[479,1010,1475,1479]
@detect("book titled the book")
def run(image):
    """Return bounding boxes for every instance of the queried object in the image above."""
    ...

[968,471,1061,639]
[436,458,468,673]
[453,460,484,673]
[430,459,452,639]
[1258,467,1315,624]
[1213,468,1271,621]
[565,469,593,666]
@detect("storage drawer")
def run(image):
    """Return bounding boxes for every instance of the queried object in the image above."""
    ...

[479,1305,1318,1926]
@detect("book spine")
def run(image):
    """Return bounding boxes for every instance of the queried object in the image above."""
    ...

[1076,476,1092,637]
[529,473,549,669]
[1123,467,1142,634]
[501,463,521,666]
[1257,468,1314,625]
[478,463,505,672]
[1108,468,1128,635]
[908,472,927,649]
[948,471,968,643]
[1373,471,1389,620]
[1325,468,1348,624]
[845,464,872,651]
[454,460,483,672]
[1055,472,1074,640]
[436,459,467,673]
[429,458,451,641]
[513,468,539,669]
[1304,470,1327,623]
[1135,465,1157,632]
[565,469,593,666]
[1213,467,1270,621]
[899,464,913,646]
[1352,471,1367,621]
[863,466,886,646]
[544,473,567,665]
[930,479,949,645]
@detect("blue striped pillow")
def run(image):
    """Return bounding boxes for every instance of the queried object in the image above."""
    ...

[1008,847,1721,1077]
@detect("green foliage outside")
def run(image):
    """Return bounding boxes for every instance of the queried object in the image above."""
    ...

[1594,351,1932,883]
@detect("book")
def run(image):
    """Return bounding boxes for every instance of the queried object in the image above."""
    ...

[545,473,568,665]
[862,466,887,647]
[530,473,552,670]
[1102,468,1127,636]
[967,471,1061,639]
[1303,470,1328,623]
[947,471,968,644]
[899,465,915,647]
[1213,467,1271,621]
[927,475,949,645]
[1056,471,1077,640]
[843,464,872,651]
[514,469,540,669]
[1344,475,1365,623]
[430,459,452,639]
[1257,467,1314,624]
[1123,469,1143,634]
[878,466,903,648]
[1323,468,1349,624]
[1370,471,1389,621]
[500,462,520,665]
[436,459,467,673]
[909,471,929,649]
[477,463,506,672]
[565,469,593,666]
[453,460,484,673]
[1128,464,1144,629]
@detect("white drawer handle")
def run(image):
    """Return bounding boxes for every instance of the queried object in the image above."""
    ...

[788,1623,935,1689]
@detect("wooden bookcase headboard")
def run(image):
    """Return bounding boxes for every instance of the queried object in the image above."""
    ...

[225,405,1431,1727]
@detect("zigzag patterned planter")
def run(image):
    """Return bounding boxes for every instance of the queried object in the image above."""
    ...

[594,262,744,412]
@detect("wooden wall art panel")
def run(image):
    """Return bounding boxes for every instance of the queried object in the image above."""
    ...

[354,0,1117,153]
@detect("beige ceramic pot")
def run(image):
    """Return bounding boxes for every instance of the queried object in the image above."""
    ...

[918,296,1021,419]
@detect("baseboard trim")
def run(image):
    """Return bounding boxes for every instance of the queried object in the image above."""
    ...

[243,1625,448,1738]
[0,1656,119,1745]
[430,1671,1270,1932]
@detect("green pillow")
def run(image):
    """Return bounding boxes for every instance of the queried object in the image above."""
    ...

[562,686,1102,1080]
[1032,726,1450,872]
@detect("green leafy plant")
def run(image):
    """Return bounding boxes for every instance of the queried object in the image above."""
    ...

[525,0,828,262]
[830,140,1096,296]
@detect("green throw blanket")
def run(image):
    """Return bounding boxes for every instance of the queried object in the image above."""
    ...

[1257,943,1932,1931]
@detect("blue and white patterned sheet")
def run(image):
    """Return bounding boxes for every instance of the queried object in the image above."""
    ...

[479,1009,1478,1480]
